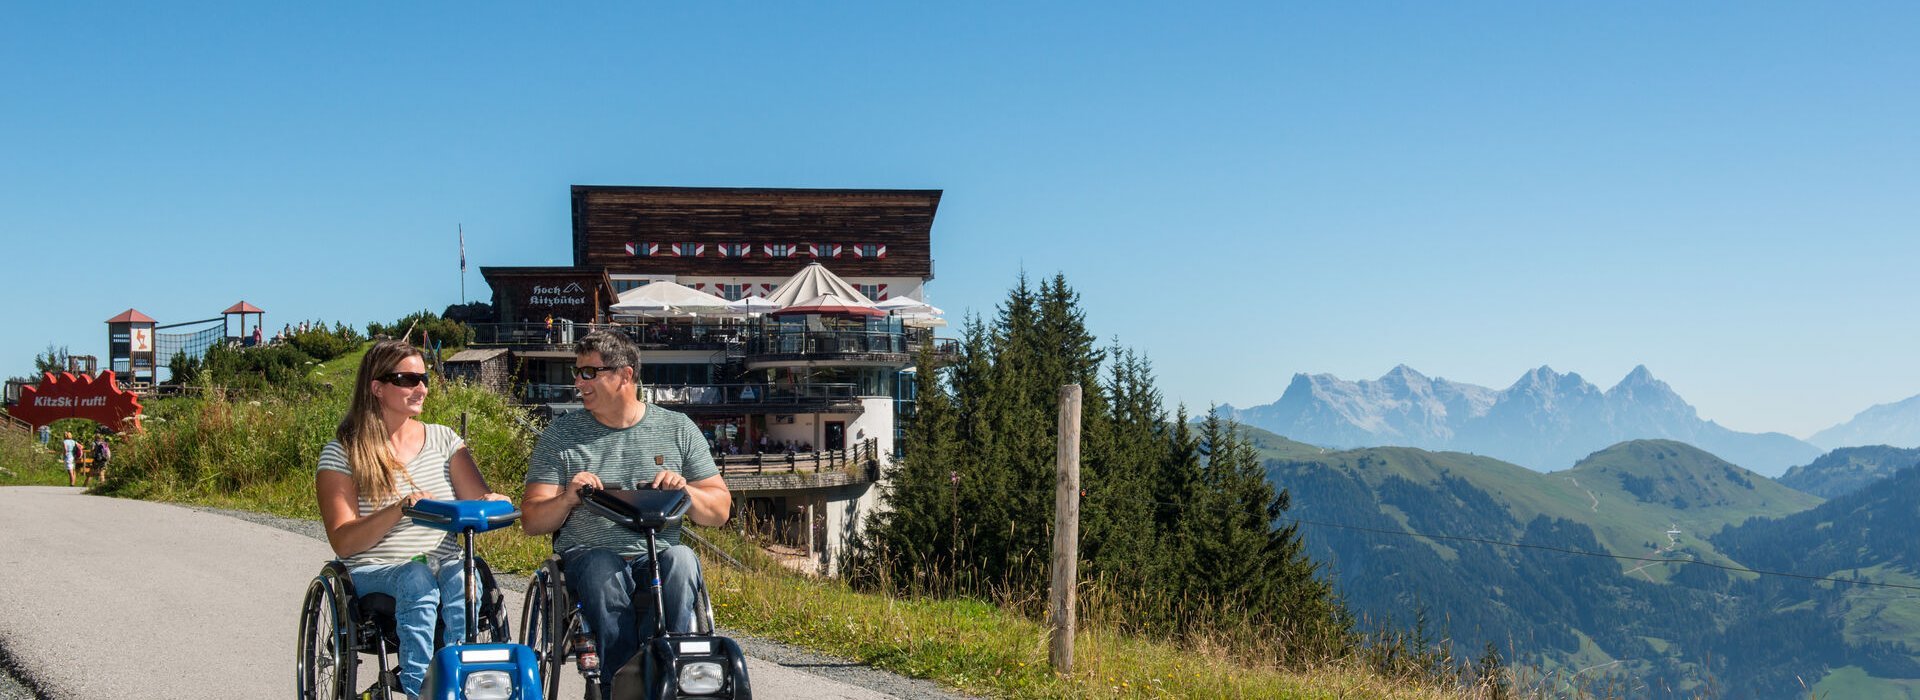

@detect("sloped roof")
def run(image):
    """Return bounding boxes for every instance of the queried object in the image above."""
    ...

[105,309,157,324]
[222,301,265,314]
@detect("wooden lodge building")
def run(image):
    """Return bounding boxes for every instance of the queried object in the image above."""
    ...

[461,185,948,574]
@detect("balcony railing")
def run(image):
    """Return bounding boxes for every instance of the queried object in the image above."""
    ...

[518,382,866,408]
[746,330,910,357]
[717,439,881,479]
[470,322,746,350]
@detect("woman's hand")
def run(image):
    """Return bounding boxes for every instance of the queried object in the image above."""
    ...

[481,492,511,502]
[395,490,432,510]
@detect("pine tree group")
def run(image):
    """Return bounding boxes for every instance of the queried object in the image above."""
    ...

[852,272,1349,665]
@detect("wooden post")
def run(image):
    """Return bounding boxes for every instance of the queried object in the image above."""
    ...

[1049,384,1082,674]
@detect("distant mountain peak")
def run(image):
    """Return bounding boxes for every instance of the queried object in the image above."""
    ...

[1231,363,1821,475]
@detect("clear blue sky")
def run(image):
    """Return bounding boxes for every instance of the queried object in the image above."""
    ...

[4,3,1917,439]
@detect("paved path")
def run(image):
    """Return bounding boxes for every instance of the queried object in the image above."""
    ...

[0,487,947,699]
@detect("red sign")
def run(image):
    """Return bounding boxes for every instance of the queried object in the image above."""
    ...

[6,371,143,432]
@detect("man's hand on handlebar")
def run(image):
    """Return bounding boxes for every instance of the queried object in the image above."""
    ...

[649,470,688,491]
[568,471,603,502]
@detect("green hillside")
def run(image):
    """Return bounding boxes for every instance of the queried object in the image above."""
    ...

[1265,437,1834,696]
[1266,439,1820,578]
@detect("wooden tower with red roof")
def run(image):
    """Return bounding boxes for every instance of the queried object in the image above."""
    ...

[105,309,158,386]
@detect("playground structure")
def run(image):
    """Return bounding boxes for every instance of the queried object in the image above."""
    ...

[104,302,265,388]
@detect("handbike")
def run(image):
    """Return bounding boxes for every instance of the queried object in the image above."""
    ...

[519,485,752,700]
[296,502,522,699]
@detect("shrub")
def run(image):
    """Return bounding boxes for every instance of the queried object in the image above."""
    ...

[286,322,364,362]
[369,310,473,348]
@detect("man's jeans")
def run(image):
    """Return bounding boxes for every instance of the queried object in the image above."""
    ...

[562,546,700,699]
[350,559,470,698]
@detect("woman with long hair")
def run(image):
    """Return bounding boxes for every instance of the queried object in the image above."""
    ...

[316,339,508,699]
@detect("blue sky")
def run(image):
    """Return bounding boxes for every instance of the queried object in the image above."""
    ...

[3,2,1917,439]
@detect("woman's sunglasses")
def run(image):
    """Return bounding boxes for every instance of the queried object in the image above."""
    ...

[376,372,431,388]
[571,365,624,381]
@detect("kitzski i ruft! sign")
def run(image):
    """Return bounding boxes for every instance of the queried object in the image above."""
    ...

[7,371,143,432]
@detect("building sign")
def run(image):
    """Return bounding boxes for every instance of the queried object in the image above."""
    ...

[4,371,143,432]
[528,282,588,308]
[131,328,152,353]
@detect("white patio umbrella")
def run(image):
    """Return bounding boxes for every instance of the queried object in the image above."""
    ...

[763,262,875,307]
[726,295,782,314]
[874,296,943,316]
[609,280,731,316]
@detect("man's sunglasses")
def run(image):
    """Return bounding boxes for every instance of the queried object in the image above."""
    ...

[571,365,625,381]
[376,372,431,388]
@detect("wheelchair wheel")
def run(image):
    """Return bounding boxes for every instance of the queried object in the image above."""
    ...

[296,572,356,700]
[522,563,569,700]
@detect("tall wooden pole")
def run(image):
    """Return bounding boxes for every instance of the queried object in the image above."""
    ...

[1049,384,1083,674]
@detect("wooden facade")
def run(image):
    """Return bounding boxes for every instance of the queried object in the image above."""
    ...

[571,186,941,280]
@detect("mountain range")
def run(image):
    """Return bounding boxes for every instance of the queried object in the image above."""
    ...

[1811,394,1920,450]
[1777,445,1920,499]
[1248,428,1920,697]
[1224,364,1822,476]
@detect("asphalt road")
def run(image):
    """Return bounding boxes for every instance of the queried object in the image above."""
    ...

[0,487,961,699]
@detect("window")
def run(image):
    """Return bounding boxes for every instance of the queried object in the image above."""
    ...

[672,242,704,257]
[641,363,714,386]
[764,243,797,258]
[612,278,651,294]
[856,284,887,301]
[718,283,747,301]
[854,244,886,258]
[807,243,842,258]
[624,242,658,257]
[718,243,751,258]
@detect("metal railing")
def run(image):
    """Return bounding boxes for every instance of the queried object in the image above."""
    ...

[470,322,746,350]
[716,438,881,478]
[518,382,866,408]
[746,330,911,357]
[643,383,863,407]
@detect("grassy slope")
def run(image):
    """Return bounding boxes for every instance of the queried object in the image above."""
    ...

[14,346,1476,700]
[1262,438,1822,577]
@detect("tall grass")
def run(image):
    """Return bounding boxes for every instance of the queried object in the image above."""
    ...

[0,426,69,485]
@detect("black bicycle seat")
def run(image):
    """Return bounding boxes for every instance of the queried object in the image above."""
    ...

[578,486,690,532]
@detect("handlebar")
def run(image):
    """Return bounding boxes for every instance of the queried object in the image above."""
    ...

[402,499,522,533]
[577,485,691,533]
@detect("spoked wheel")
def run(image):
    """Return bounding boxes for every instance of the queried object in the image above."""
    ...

[522,568,568,700]
[295,575,356,700]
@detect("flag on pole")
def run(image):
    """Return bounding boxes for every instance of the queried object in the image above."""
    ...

[459,225,466,273]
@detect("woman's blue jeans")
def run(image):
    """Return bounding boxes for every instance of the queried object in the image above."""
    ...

[350,558,469,697]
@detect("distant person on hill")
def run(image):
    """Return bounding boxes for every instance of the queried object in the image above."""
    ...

[520,330,732,699]
[60,432,79,486]
[314,340,511,698]
[37,424,50,446]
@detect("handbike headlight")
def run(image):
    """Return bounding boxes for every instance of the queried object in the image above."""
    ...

[678,661,726,695]
[463,669,515,700]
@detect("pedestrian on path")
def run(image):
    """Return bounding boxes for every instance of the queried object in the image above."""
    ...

[60,432,80,486]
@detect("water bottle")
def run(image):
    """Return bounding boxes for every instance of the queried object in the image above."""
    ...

[573,632,600,678]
